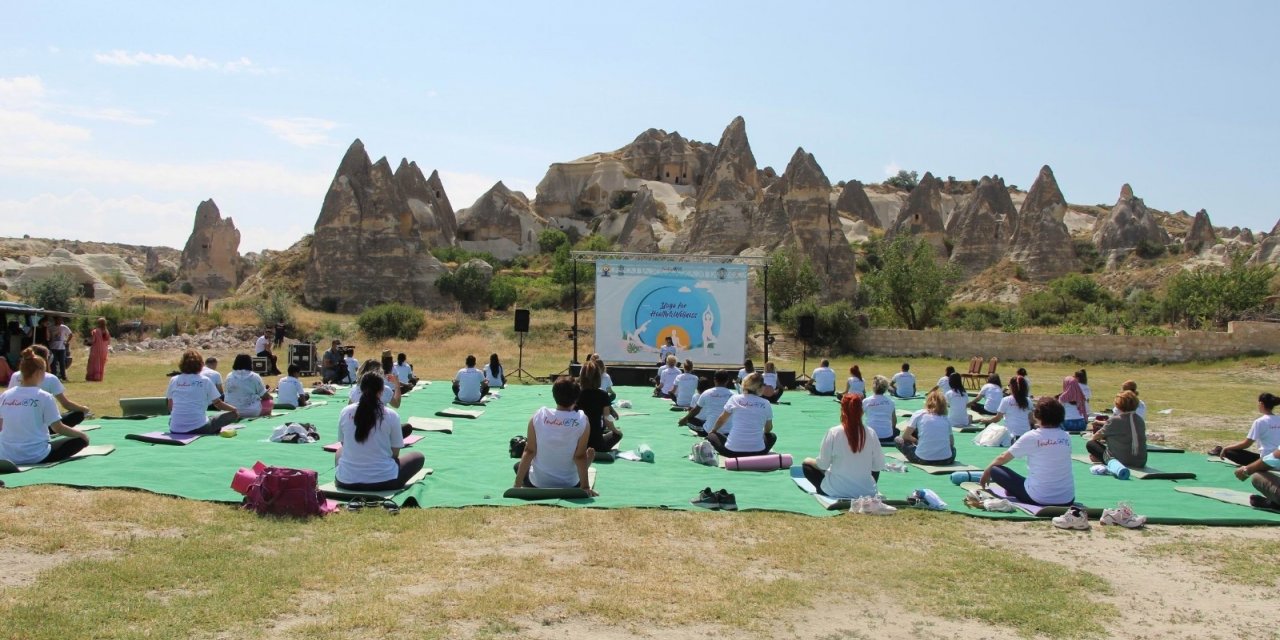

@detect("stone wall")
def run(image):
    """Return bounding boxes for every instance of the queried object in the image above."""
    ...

[851,321,1280,363]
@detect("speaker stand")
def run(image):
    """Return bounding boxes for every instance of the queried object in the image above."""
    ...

[795,339,812,384]
[511,331,533,382]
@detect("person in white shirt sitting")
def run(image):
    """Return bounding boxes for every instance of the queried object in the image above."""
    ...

[862,375,898,443]
[514,376,596,495]
[349,359,402,409]
[201,356,225,402]
[737,359,755,385]
[0,349,91,466]
[275,364,309,409]
[890,363,917,398]
[7,345,91,427]
[806,359,837,396]
[679,370,735,436]
[707,372,776,457]
[842,365,866,399]
[334,372,424,492]
[980,397,1076,507]
[896,389,955,465]
[672,360,700,408]
[167,349,239,434]
[979,375,1034,440]
[657,336,678,366]
[393,353,419,391]
[936,366,956,393]
[653,355,680,399]
[762,361,785,404]
[969,374,1004,416]
[254,329,280,376]
[453,354,489,403]
[224,354,271,419]
[483,353,506,390]
[802,393,886,498]
[342,351,360,385]
[942,373,971,428]
[595,356,616,403]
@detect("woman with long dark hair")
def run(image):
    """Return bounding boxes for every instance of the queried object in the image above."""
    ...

[802,393,887,499]
[979,375,1033,439]
[484,353,506,389]
[335,373,425,491]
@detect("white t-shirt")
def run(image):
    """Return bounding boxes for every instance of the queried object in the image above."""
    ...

[762,371,779,390]
[276,376,305,406]
[49,324,70,350]
[657,365,680,394]
[811,367,836,393]
[696,386,734,430]
[342,357,359,383]
[862,393,897,440]
[978,383,1003,413]
[455,367,485,402]
[816,424,885,499]
[892,372,916,397]
[658,344,677,361]
[348,385,395,405]
[335,404,403,485]
[1247,414,1280,458]
[528,407,587,489]
[255,335,269,353]
[845,377,865,396]
[1007,427,1075,505]
[600,373,613,392]
[944,389,970,427]
[166,373,220,433]
[674,372,699,407]
[737,368,752,382]
[0,386,60,464]
[200,367,223,393]
[224,370,267,418]
[912,413,953,461]
[938,376,950,391]
[1079,383,1092,402]
[1063,399,1086,422]
[997,395,1034,438]
[721,393,773,452]
[7,371,65,396]
[482,363,503,388]
[393,363,414,383]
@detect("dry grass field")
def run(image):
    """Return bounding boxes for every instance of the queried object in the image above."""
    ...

[3,309,1279,639]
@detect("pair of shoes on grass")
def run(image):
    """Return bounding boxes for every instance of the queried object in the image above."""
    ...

[1054,502,1147,530]
[849,495,897,515]
[690,487,736,511]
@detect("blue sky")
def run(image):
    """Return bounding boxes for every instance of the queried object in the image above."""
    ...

[2,1,1277,252]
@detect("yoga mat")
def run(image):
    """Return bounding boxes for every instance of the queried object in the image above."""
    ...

[1070,454,1197,480]
[723,453,793,471]
[451,396,492,406]
[790,466,847,510]
[1147,444,1184,453]
[952,425,984,434]
[436,408,483,419]
[504,467,597,500]
[1174,486,1278,511]
[319,468,432,500]
[593,449,618,462]
[615,411,648,417]
[407,417,453,433]
[960,482,1097,519]
[0,445,115,474]
[125,431,205,446]
[1206,456,1240,466]
[74,425,101,432]
[885,451,981,475]
[118,397,169,417]
[323,434,423,453]
[4,383,1280,523]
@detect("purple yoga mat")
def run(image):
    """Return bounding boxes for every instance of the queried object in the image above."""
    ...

[323,434,422,453]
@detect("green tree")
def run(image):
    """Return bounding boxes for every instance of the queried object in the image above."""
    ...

[253,288,294,327]
[20,272,80,311]
[488,275,518,310]
[1164,252,1275,328]
[766,246,821,315]
[538,228,569,254]
[356,303,425,340]
[884,169,919,191]
[436,263,493,313]
[861,234,960,330]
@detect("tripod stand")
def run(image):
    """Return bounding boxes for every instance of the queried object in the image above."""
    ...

[512,330,533,382]
[795,337,812,385]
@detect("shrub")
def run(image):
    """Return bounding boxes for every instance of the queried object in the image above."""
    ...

[356,303,425,341]
[538,229,569,254]
[106,270,127,289]
[20,273,80,312]
[884,170,919,191]
[1020,274,1117,326]
[253,289,294,327]
[179,282,195,295]
[779,299,859,353]
[314,319,350,342]
[1163,252,1274,328]
[1130,325,1173,337]
[766,246,821,316]
[430,246,500,266]
[488,275,518,310]
[861,234,961,330]
[436,263,493,313]
[73,303,144,336]
[1135,239,1166,260]
[941,303,1004,332]
[1073,240,1102,273]
[610,191,636,210]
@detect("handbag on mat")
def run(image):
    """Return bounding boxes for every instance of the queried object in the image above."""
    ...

[972,423,1011,448]
[243,466,327,518]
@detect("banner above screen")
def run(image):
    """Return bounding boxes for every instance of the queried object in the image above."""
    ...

[594,259,748,366]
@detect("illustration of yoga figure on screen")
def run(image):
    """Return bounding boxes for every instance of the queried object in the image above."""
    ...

[701,305,718,355]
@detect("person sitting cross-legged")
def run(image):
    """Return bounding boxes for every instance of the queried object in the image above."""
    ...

[334,373,425,492]
[806,359,836,396]
[980,397,1076,507]
[802,393,886,499]
[514,376,596,495]
[653,355,680,399]
[706,372,776,458]
[895,389,955,466]
[453,354,489,403]
[679,369,735,436]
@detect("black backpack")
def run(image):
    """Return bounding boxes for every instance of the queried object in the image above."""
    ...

[509,436,527,459]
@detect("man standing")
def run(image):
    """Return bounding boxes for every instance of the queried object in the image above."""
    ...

[272,322,286,349]
[48,316,72,381]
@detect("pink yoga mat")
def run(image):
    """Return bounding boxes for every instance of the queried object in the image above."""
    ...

[724,453,793,471]
[230,461,268,495]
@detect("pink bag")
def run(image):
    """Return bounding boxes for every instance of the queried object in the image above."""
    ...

[260,398,275,415]
[242,465,329,518]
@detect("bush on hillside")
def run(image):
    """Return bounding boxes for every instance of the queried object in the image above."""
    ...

[538,229,569,254]
[779,299,859,353]
[20,272,80,312]
[435,263,492,314]
[356,303,425,341]
[766,246,821,316]
[884,170,919,192]
[73,303,144,337]
[253,289,294,327]
[861,234,960,330]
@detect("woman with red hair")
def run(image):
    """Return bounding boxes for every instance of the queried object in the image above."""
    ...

[801,393,887,499]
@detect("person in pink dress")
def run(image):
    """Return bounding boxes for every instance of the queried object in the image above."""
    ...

[85,317,110,382]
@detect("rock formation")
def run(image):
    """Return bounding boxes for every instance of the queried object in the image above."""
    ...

[618,128,713,186]
[1184,209,1216,254]
[760,148,858,299]
[946,176,1017,275]
[178,199,243,297]
[1250,219,1280,265]
[834,179,880,228]
[889,172,946,236]
[1093,184,1171,263]
[678,116,765,254]
[609,185,663,253]
[1238,228,1256,245]
[303,139,449,313]
[394,160,457,248]
[1006,165,1080,280]
[455,181,547,259]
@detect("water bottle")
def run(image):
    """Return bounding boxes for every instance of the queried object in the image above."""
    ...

[884,462,908,473]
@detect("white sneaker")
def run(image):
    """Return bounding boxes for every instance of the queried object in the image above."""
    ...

[1100,502,1147,529]
[982,498,1014,513]
[1052,506,1091,530]
[848,496,869,514]
[862,496,898,515]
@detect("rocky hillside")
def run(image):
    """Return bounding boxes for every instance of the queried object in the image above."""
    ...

[0,236,180,301]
